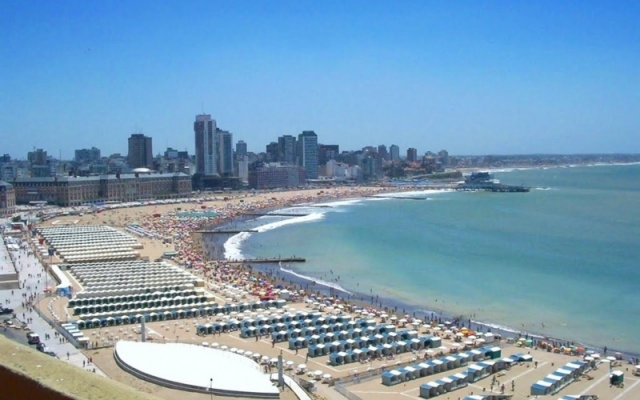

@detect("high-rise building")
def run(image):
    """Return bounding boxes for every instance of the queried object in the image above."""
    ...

[194,114,217,176]
[297,131,318,180]
[27,149,48,165]
[266,142,279,162]
[407,147,418,162]
[378,145,389,161]
[389,144,400,161]
[216,129,234,176]
[278,135,296,164]
[236,140,247,158]
[438,150,450,167]
[127,134,153,169]
[318,144,339,165]
[75,147,101,163]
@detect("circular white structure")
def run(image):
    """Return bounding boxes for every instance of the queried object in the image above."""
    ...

[115,341,279,398]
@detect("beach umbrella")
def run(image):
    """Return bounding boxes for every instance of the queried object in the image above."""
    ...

[314,370,323,378]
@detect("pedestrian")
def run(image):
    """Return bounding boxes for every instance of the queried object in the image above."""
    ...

[66,352,70,360]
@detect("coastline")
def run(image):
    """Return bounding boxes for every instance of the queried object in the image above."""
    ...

[218,190,640,360]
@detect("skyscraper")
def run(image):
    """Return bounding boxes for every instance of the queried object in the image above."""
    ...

[127,134,153,169]
[297,131,318,179]
[278,135,296,164]
[194,114,217,176]
[235,140,247,158]
[389,144,400,161]
[407,147,418,162]
[216,129,234,176]
[377,145,389,161]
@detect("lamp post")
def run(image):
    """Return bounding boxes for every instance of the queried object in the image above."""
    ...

[209,378,213,400]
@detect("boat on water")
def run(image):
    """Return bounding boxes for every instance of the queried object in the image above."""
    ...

[456,172,530,193]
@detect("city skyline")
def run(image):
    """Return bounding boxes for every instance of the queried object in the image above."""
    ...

[1,1,639,157]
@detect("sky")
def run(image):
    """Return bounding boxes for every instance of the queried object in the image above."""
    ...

[1,1,639,159]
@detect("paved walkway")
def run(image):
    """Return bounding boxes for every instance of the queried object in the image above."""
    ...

[0,235,106,377]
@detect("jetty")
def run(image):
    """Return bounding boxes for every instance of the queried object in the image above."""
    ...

[229,257,306,264]
[193,230,258,234]
[371,196,426,200]
[244,213,309,217]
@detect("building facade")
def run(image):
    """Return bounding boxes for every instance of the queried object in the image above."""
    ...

[297,131,318,180]
[194,114,217,176]
[0,181,16,217]
[12,173,191,207]
[127,134,153,169]
[248,164,307,189]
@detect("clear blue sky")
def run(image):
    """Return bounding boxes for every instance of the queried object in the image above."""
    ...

[1,0,639,158]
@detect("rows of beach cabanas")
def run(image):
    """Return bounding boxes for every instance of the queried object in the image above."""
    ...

[65,260,196,297]
[382,346,506,387]
[73,266,192,286]
[69,289,201,307]
[126,224,160,239]
[416,352,525,399]
[326,335,438,366]
[70,292,212,315]
[38,226,141,263]
[530,359,593,396]
[72,297,287,322]
[72,298,287,329]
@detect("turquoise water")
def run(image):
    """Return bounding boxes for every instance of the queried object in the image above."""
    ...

[228,164,640,354]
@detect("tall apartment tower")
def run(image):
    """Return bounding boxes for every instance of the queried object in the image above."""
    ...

[389,144,400,161]
[297,131,318,180]
[127,133,153,169]
[378,145,389,161]
[194,114,218,176]
[216,129,234,176]
[278,135,296,164]
[235,140,247,158]
[407,147,418,162]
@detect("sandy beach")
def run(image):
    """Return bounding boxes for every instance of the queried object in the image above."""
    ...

[31,186,640,400]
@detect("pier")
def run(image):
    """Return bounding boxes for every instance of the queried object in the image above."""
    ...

[371,196,426,200]
[455,183,529,193]
[229,257,306,264]
[193,230,258,234]
[244,213,309,217]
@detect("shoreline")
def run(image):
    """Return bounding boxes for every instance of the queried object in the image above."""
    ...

[217,191,640,360]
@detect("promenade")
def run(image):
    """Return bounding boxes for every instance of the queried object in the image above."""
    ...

[0,236,106,377]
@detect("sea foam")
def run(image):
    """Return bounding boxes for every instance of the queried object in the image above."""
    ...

[279,265,352,295]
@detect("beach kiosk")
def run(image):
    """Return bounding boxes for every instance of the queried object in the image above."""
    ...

[610,370,624,387]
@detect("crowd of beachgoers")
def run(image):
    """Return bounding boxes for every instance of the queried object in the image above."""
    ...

[34,184,640,362]
[86,187,404,302]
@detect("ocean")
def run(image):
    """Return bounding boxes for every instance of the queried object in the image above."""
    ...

[224,164,640,355]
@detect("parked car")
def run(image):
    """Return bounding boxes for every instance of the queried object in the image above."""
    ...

[0,307,13,315]
[26,332,40,345]
[36,342,46,352]
[43,348,57,357]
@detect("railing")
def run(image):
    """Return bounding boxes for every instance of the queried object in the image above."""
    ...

[334,383,366,400]
[33,305,81,349]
